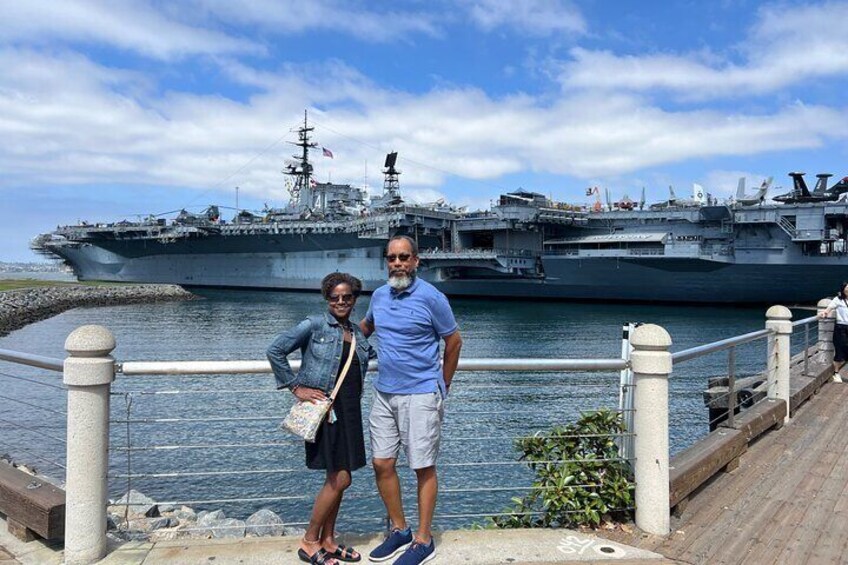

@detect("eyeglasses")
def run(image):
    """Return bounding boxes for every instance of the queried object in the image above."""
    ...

[328,293,355,303]
[385,253,413,262]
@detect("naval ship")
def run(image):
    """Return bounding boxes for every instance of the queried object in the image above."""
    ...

[31,114,848,304]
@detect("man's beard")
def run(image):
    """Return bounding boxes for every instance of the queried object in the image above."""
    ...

[388,269,416,290]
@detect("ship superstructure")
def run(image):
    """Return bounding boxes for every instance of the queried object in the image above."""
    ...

[30,117,848,304]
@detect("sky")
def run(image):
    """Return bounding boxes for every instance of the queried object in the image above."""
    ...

[3,0,848,262]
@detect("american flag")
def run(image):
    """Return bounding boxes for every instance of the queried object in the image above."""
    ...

[322,147,334,159]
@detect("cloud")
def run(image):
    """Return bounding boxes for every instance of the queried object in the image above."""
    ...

[0,0,261,60]
[461,0,586,36]
[3,45,847,217]
[555,2,848,99]
[193,0,441,43]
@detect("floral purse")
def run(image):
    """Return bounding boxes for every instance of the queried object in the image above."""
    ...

[282,333,356,442]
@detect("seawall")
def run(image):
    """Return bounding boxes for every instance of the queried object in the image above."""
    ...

[0,284,197,337]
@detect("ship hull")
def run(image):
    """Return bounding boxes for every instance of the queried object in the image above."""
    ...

[55,243,389,291]
[437,256,846,304]
[54,243,844,304]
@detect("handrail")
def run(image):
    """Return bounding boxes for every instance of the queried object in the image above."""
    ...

[0,349,64,372]
[672,328,772,364]
[118,357,628,376]
[792,314,818,328]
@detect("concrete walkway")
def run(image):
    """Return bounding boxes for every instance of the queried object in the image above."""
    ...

[0,521,669,564]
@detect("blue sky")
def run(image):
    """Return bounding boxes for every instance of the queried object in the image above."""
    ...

[3,0,848,261]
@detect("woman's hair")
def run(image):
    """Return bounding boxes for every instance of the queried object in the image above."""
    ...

[840,281,848,300]
[320,272,363,300]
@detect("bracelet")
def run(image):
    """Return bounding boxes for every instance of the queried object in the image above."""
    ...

[291,385,300,393]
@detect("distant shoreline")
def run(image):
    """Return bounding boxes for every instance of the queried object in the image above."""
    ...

[0,283,198,337]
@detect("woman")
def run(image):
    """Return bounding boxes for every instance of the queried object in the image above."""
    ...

[267,273,372,564]
[818,281,848,383]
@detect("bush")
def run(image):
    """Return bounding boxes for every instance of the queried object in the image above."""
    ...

[491,409,634,529]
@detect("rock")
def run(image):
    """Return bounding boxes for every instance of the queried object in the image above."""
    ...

[148,524,190,542]
[210,518,245,539]
[174,506,197,522]
[150,517,178,530]
[245,509,285,537]
[16,464,37,476]
[0,284,197,337]
[196,510,227,537]
[118,530,150,542]
[197,509,225,525]
[109,489,160,518]
[127,516,177,533]
[106,514,118,531]
[158,503,176,513]
[285,526,307,538]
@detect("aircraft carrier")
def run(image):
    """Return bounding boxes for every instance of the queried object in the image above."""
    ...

[31,114,848,304]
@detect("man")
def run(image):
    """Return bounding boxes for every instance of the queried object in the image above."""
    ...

[360,235,462,565]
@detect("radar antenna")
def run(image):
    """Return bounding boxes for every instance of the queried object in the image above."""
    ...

[382,152,402,203]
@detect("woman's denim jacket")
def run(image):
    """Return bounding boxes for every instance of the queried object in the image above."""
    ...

[267,311,374,395]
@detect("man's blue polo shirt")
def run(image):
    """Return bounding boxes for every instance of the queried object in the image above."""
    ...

[365,277,458,395]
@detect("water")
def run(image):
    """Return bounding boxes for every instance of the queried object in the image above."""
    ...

[0,291,805,531]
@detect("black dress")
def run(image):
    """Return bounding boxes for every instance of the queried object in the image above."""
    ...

[305,339,366,472]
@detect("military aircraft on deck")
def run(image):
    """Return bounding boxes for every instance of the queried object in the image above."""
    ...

[773,173,848,204]
[734,176,773,206]
[605,187,645,211]
[649,184,707,210]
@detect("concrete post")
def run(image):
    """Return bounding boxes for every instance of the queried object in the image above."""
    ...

[765,305,792,423]
[816,298,835,368]
[630,323,672,536]
[63,325,115,565]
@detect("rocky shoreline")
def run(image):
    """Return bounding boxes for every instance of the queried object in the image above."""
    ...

[108,489,302,542]
[0,283,198,337]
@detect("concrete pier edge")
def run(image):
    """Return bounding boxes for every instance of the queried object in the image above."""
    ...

[0,514,666,564]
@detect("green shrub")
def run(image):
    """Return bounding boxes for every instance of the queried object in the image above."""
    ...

[491,409,634,529]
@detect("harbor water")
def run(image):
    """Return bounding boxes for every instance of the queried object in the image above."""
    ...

[0,290,798,531]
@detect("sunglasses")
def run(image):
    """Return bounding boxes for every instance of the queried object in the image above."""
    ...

[385,253,414,262]
[327,293,356,303]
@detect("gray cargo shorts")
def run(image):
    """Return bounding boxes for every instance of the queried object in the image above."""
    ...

[369,389,445,470]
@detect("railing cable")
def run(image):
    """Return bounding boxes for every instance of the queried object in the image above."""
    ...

[0,371,66,391]
[0,416,66,445]
[0,393,66,416]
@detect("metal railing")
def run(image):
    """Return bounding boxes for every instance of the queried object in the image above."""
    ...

[107,355,633,537]
[0,349,67,480]
[0,298,837,565]
[667,311,822,433]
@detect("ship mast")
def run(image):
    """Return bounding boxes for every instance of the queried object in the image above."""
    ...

[284,110,318,215]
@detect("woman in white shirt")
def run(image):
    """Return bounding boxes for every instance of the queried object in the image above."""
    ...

[818,281,848,382]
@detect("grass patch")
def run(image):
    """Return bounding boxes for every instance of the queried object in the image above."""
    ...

[0,279,124,291]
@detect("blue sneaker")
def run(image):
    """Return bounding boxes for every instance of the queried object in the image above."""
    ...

[393,537,436,565]
[369,527,412,562]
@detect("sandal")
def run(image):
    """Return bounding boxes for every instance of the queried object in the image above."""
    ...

[298,547,338,564]
[329,544,361,562]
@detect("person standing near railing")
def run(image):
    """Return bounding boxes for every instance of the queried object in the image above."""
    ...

[818,281,848,383]
[268,272,374,565]
[360,235,463,565]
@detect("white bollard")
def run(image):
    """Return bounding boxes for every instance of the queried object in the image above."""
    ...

[63,325,115,565]
[631,323,672,536]
[816,298,835,368]
[765,305,792,423]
